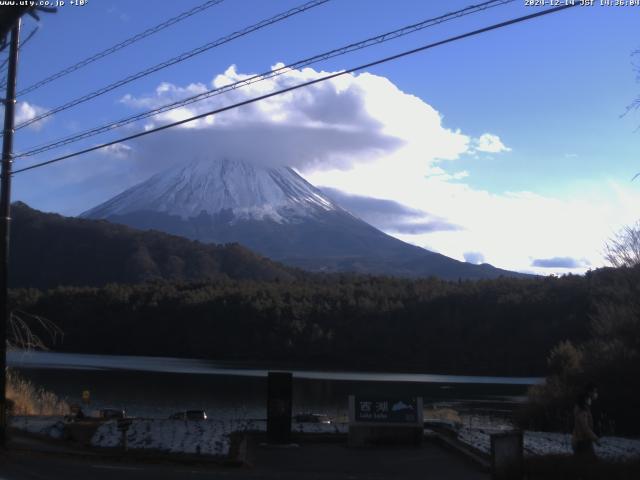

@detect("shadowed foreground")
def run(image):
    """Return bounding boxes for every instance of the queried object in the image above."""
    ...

[0,439,488,480]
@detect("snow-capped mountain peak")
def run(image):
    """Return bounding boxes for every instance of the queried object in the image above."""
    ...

[82,158,339,223]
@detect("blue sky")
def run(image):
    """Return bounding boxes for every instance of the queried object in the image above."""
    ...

[5,0,640,274]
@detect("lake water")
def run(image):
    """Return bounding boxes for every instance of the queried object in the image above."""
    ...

[8,350,541,425]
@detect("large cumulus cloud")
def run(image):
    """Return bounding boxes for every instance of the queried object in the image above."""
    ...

[118,64,472,176]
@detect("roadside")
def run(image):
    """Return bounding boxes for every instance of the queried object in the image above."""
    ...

[1,430,489,480]
[6,428,240,466]
[6,416,640,479]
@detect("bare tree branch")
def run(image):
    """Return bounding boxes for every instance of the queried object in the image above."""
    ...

[604,221,640,268]
[6,309,63,351]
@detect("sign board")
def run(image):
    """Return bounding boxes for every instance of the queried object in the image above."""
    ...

[350,396,423,425]
[348,396,423,447]
[117,418,133,431]
[117,418,133,451]
[353,397,420,424]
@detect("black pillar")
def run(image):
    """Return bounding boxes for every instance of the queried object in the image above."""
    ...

[0,18,21,448]
[267,371,292,444]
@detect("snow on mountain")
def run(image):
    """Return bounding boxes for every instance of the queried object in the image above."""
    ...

[82,158,339,223]
[82,157,529,280]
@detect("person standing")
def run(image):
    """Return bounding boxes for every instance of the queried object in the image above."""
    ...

[572,388,599,459]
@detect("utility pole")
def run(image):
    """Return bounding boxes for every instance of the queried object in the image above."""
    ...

[0,18,20,448]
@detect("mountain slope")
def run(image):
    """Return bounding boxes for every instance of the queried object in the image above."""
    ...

[83,158,339,223]
[82,158,527,280]
[10,202,297,289]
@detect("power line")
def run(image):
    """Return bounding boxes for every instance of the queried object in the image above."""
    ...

[16,0,515,159]
[16,0,511,157]
[15,0,226,97]
[0,26,38,88]
[12,0,330,132]
[13,4,577,176]
[2,25,38,69]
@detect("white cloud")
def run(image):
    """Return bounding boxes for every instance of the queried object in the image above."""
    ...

[101,143,132,159]
[464,252,485,265]
[307,164,640,274]
[120,82,208,109]
[117,64,467,175]
[14,101,49,130]
[473,133,511,153]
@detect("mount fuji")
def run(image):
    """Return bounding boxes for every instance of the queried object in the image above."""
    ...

[82,158,524,279]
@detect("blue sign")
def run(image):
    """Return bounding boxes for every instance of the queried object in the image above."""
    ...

[354,397,419,423]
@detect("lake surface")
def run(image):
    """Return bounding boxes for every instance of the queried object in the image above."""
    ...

[8,350,541,424]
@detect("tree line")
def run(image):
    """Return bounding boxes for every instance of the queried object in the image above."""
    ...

[516,264,640,435]
[10,270,602,376]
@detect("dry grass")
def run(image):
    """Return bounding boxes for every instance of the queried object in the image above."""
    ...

[6,368,70,416]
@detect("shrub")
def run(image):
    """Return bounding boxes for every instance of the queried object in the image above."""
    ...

[6,368,69,416]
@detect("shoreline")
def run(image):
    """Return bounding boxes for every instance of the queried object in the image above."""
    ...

[7,349,543,385]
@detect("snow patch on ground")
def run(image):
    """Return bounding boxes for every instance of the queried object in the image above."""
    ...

[13,416,639,462]
[457,427,640,461]
[91,419,258,456]
[90,419,348,457]
[10,416,347,458]
[10,416,66,439]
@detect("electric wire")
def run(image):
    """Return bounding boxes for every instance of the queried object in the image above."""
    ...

[11,0,330,132]
[0,26,39,88]
[15,0,226,97]
[15,0,514,159]
[12,3,578,176]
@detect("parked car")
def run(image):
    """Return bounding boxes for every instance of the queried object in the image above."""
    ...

[169,410,208,420]
[294,413,331,424]
[100,408,126,420]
